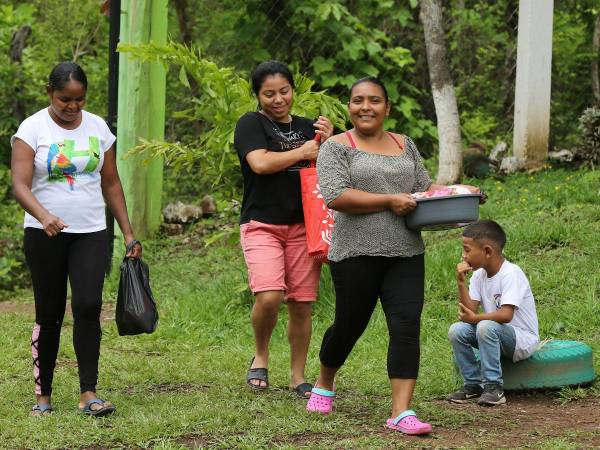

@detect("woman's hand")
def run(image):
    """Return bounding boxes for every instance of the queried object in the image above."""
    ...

[40,213,68,237]
[388,193,417,216]
[314,116,334,141]
[125,237,142,259]
[298,139,321,161]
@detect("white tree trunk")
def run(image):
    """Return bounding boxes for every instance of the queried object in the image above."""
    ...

[420,0,462,184]
[513,0,553,166]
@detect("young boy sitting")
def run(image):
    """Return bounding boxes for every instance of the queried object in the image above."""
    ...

[447,220,539,406]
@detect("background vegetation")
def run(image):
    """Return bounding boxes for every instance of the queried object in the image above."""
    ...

[2,0,599,163]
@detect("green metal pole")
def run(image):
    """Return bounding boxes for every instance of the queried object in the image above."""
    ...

[116,0,167,240]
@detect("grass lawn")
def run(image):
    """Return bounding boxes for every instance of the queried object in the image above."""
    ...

[0,168,599,449]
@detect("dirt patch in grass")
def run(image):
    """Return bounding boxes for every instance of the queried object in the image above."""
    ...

[120,382,213,396]
[0,300,34,315]
[423,393,600,449]
[177,436,211,448]
[0,300,115,322]
[174,393,600,449]
[300,394,600,449]
[177,431,247,449]
[55,358,78,369]
[269,431,334,447]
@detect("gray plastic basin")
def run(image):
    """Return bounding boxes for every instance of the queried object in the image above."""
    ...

[405,194,481,231]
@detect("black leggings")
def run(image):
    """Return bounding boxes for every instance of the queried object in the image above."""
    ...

[319,254,425,379]
[24,228,108,396]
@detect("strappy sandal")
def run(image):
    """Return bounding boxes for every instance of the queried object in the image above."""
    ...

[292,382,313,399]
[79,398,116,417]
[246,356,268,391]
[31,403,53,417]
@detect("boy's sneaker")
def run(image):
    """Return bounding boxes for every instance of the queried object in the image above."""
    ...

[477,384,506,406]
[447,384,483,403]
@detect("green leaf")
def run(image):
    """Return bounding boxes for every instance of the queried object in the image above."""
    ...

[358,63,379,77]
[340,75,356,88]
[331,4,344,21]
[311,56,335,75]
[385,46,414,68]
[251,48,270,62]
[320,73,340,88]
[342,40,364,60]
[384,117,397,130]
[179,66,190,88]
[366,41,382,56]
[387,83,400,103]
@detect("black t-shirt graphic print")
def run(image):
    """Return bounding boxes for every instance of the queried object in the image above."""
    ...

[234,112,316,225]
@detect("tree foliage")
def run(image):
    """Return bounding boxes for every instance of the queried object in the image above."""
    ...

[576,106,600,167]
[0,0,109,165]
[119,41,348,193]
[1,0,598,164]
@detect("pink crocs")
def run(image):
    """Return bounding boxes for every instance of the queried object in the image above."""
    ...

[386,410,432,435]
[306,387,335,414]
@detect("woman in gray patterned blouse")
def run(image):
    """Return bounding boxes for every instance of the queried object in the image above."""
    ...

[305,77,480,435]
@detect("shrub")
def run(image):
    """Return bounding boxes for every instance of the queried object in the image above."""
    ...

[576,107,600,167]
[0,165,28,297]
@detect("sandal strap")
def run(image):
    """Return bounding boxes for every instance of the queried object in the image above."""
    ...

[247,367,268,381]
[86,398,105,406]
[294,382,313,396]
[393,409,416,425]
[32,403,53,412]
[311,387,335,397]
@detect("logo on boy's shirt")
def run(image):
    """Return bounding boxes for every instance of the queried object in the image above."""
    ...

[493,294,502,309]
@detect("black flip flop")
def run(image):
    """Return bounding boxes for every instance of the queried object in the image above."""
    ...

[246,356,268,391]
[292,382,313,398]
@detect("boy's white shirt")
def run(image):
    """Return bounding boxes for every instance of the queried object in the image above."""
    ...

[468,260,539,362]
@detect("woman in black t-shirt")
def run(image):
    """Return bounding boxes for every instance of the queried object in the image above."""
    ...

[234,60,333,397]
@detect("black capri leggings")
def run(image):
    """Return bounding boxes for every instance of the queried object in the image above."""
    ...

[319,253,425,379]
[24,228,108,396]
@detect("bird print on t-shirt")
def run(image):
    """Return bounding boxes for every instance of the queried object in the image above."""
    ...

[47,137,100,190]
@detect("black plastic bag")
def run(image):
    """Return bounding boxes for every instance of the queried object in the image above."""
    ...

[116,252,158,336]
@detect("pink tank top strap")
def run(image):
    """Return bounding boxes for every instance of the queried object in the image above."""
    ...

[345,131,357,149]
[387,132,405,150]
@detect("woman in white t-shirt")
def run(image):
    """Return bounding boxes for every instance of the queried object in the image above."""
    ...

[11,61,141,417]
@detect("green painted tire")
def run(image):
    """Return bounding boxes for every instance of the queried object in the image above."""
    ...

[502,340,596,390]
[456,340,596,390]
